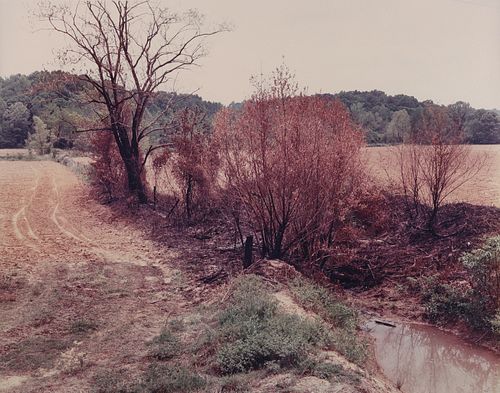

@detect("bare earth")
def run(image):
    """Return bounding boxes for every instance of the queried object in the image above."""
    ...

[0,160,402,393]
[0,161,186,392]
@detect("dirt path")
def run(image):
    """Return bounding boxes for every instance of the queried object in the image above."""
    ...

[0,161,189,392]
[0,160,408,393]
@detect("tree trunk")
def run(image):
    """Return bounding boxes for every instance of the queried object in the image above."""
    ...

[113,126,148,204]
[185,174,193,219]
[243,235,253,268]
[124,156,147,203]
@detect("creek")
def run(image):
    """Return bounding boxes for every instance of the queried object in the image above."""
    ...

[366,321,500,393]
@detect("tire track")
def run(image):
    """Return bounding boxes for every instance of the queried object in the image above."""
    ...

[2,160,148,267]
[49,174,94,245]
[24,164,41,242]
[10,165,40,250]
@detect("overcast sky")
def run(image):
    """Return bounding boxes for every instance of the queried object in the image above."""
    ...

[0,0,499,108]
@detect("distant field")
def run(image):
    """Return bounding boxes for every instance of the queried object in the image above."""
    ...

[2,146,499,207]
[365,145,500,207]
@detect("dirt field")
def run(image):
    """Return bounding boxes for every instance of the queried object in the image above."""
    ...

[365,145,500,207]
[1,152,497,392]
[0,161,191,392]
[0,159,400,393]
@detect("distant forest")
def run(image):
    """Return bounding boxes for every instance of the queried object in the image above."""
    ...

[0,71,221,149]
[0,70,498,149]
[327,90,500,145]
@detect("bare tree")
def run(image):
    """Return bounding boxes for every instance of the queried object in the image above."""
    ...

[396,105,487,234]
[39,0,226,202]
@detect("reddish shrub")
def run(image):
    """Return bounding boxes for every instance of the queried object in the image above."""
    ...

[213,66,365,261]
[171,108,220,220]
[89,131,127,202]
[395,105,487,233]
[149,108,220,221]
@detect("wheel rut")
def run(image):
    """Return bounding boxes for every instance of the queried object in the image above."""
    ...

[0,160,187,393]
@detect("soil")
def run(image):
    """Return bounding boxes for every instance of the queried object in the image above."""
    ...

[1,156,497,392]
[0,160,234,392]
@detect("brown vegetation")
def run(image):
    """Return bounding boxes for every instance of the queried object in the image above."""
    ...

[321,192,500,289]
[394,105,487,234]
[170,107,220,220]
[89,131,127,202]
[214,66,365,261]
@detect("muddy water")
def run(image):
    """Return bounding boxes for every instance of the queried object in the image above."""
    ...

[366,321,500,393]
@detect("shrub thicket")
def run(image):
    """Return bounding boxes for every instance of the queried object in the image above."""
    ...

[215,275,331,374]
[289,278,367,364]
[422,278,470,324]
[423,239,500,334]
[461,237,500,332]
[214,66,364,261]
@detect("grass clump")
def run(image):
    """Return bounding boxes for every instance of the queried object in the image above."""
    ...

[422,278,469,323]
[422,237,500,335]
[70,319,98,334]
[92,369,137,393]
[140,364,206,392]
[296,358,361,385]
[289,278,356,330]
[289,278,367,364]
[148,328,181,360]
[215,275,331,374]
[92,365,206,393]
[217,373,253,392]
[310,362,344,380]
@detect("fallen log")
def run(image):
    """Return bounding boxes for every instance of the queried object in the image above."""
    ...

[375,319,396,328]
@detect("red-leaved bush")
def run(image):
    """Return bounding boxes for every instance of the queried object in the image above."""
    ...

[90,131,127,202]
[149,107,220,220]
[89,103,148,204]
[171,107,220,219]
[395,105,486,233]
[213,66,365,261]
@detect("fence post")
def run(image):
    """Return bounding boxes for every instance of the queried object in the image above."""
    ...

[243,235,253,268]
[153,185,157,210]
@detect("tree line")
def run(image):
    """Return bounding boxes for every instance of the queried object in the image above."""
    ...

[0,71,221,151]
[327,90,500,145]
[0,72,498,151]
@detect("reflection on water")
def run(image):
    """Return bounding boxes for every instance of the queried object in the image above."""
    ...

[366,321,500,393]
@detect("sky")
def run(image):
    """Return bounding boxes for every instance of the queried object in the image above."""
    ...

[0,0,499,109]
